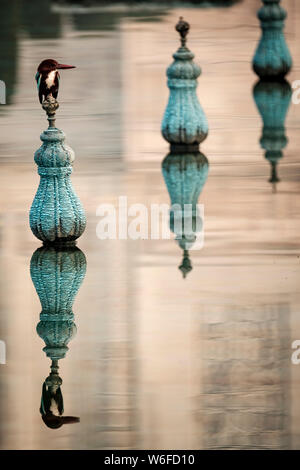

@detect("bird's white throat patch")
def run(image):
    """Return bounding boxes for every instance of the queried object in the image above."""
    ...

[45,70,56,88]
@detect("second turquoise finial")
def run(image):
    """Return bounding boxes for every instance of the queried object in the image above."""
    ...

[161,18,208,148]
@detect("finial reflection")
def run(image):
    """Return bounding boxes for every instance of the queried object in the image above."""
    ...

[253,79,291,187]
[30,244,86,429]
[162,149,209,277]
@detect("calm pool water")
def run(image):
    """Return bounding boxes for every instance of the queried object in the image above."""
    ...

[0,0,300,450]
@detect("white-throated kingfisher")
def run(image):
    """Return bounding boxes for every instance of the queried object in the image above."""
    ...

[35,59,75,104]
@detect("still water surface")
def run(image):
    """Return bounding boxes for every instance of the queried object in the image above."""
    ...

[0,0,300,449]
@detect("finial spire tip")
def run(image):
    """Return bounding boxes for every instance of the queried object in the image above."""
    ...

[175,17,190,47]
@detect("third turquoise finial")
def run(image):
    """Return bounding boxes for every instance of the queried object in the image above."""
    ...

[253,0,292,79]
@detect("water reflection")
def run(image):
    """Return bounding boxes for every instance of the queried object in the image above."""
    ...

[162,149,209,277]
[253,79,292,187]
[30,245,86,429]
[198,303,290,449]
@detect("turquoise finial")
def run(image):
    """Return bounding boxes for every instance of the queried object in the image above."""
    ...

[30,244,86,360]
[162,150,209,277]
[30,96,86,244]
[253,0,292,79]
[161,18,208,148]
[253,79,291,184]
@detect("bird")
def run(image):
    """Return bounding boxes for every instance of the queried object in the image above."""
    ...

[40,378,80,429]
[35,59,75,104]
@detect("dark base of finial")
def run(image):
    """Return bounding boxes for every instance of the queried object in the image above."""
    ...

[170,143,199,153]
[42,239,77,248]
[253,65,291,82]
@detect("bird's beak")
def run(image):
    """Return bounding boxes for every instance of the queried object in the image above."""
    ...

[57,63,76,69]
[60,416,80,424]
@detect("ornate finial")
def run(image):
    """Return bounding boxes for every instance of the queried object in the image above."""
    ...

[31,59,85,244]
[42,96,59,128]
[179,250,193,279]
[161,19,208,146]
[175,17,190,47]
[30,101,86,243]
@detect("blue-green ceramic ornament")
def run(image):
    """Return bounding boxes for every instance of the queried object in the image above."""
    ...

[30,97,86,244]
[161,18,208,148]
[253,79,291,183]
[31,245,85,428]
[253,0,292,79]
[162,150,209,277]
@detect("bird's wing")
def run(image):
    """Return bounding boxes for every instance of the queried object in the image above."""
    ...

[40,382,51,415]
[52,71,60,100]
[35,72,43,103]
[35,72,41,89]
[56,386,64,415]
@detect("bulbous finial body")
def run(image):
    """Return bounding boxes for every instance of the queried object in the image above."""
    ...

[161,19,208,146]
[30,123,86,244]
[253,0,292,79]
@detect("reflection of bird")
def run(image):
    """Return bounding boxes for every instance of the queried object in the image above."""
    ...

[35,59,75,104]
[40,362,80,430]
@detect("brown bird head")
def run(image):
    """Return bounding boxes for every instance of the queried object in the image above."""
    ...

[37,59,76,74]
[42,413,80,429]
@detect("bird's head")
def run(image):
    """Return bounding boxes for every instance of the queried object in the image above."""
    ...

[42,413,80,429]
[37,59,76,74]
